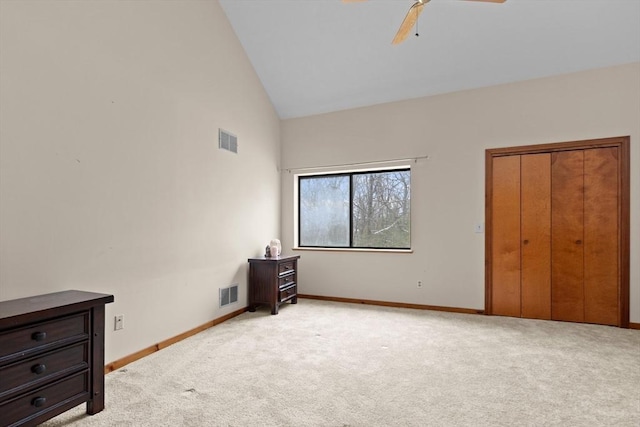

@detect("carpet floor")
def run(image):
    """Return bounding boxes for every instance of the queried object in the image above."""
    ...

[42,299,640,426]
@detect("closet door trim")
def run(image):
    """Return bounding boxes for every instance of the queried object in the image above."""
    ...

[485,136,630,327]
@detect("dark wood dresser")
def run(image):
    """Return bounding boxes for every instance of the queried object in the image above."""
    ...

[0,290,114,427]
[248,255,300,315]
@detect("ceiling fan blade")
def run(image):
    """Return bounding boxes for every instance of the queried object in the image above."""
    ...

[392,2,426,45]
[462,0,506,3]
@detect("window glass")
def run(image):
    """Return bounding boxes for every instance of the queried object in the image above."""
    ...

[299,175,350,247]
[298,168,410,249]
[352,170,411,248]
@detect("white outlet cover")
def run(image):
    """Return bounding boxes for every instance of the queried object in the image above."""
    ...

[114,315,124,330]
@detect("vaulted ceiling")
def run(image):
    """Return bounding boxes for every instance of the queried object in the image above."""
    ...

[219,0,640,119]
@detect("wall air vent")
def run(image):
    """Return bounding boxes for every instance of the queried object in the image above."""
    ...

[219,129,238,154]
[220,284,239,307]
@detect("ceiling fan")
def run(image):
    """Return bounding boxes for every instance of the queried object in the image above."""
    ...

[344,0,507,45]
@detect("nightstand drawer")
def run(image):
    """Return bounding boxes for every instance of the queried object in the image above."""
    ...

[0,343,88,399]
[278,274,295,288]
[279,284,297,302]
[0,371,88,427]
[0,314,89,362]
[278,261,295,275]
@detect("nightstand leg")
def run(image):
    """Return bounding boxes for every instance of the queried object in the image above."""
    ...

[248,305,256,312]
[292,296,298,304]
[271,305,278,315]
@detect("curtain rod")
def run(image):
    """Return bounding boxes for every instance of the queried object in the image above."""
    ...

[282,155,429,173]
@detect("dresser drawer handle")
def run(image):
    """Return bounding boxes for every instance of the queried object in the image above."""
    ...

[31,363,47,375]
[32,331,47,341]
[32,397,47,408]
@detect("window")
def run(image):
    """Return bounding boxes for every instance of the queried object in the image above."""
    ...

[298,168,410,249]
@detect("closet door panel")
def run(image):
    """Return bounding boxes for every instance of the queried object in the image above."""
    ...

[521,153,551,319]
[584,147,619,325]
[551,151,584,322]
[491,155,521,317]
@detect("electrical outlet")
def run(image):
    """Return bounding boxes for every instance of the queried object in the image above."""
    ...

[417,280,423,288]
[114,315,124,331]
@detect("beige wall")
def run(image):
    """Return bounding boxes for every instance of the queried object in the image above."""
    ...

[0,1,281,362]
[281,63,640,323]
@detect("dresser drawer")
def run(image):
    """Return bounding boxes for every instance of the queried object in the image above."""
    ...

[0,342,88,400]
[278,261,295,276]
[0,314,89,362]
[279,284,297,302]
[0,371,88,427]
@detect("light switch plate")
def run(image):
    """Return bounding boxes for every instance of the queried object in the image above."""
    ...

[475,222,484,233]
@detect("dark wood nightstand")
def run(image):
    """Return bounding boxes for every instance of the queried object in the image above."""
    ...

[248,255,300,315]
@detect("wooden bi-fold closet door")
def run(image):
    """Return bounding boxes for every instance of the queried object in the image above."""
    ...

[491,153,551,321]
[486,137,630,327]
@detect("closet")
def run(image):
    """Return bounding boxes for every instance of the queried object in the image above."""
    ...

[485,137,629,327]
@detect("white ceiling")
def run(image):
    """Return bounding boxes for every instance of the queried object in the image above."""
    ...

[219,0,640,119]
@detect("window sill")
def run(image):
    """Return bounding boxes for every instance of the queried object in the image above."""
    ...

[292,247,413,254]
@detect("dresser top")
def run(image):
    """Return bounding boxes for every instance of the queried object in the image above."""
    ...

[0,290,114,329]
[248,255,300,263]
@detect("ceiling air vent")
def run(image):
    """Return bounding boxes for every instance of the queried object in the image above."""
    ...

[219,129,238,154]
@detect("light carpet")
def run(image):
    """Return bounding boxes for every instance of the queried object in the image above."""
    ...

[42,299,640,426]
